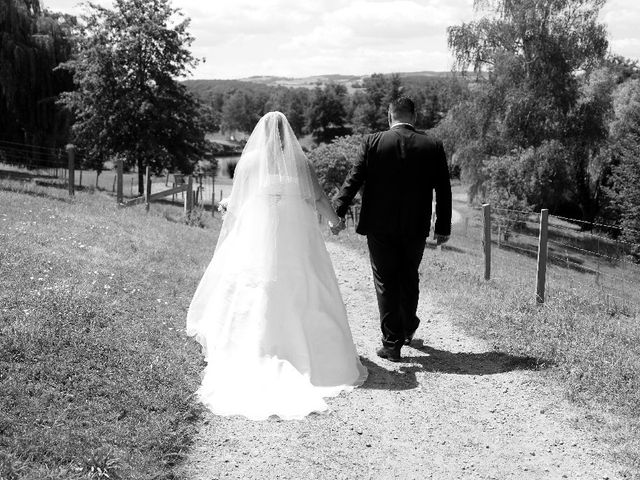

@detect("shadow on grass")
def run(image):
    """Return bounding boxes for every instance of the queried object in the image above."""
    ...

[361,339,545,391]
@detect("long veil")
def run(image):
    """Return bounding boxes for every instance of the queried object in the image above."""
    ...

[217,111,315,250]
[187,112,318,353]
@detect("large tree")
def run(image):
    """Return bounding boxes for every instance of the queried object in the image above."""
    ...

[0,0,74,153]
[305,83,349,143]
[603,79,640,257]
[59,0,208,193]
[444,0,609,218]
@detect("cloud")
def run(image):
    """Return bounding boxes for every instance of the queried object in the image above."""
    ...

[41,0,640,78]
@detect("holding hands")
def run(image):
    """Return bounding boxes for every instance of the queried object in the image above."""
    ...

[329,217,346,236]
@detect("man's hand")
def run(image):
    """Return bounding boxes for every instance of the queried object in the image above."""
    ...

[329,218,346,235]
[435,234,450,246]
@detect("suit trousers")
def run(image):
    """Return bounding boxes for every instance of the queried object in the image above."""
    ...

[366,232,426,350]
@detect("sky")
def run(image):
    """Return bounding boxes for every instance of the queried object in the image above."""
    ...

[42,0,640,80]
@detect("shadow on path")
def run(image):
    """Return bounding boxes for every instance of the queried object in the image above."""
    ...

[361,339,545,391]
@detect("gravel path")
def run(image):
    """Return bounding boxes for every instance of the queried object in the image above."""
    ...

[178,238,623,480]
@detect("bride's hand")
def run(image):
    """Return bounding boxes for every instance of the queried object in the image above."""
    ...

[328,218,346,235]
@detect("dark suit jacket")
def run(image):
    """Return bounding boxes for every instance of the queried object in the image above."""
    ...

[334,124,452,239]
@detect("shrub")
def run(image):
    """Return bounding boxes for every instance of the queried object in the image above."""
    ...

[307,134,364,196]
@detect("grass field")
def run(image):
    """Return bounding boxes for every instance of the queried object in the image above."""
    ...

[1,171,639,477]
[415,198,640,473]
[0,177,221,479]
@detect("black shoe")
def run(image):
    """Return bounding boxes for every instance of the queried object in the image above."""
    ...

[376,346,401,362]
[404,331,416,346]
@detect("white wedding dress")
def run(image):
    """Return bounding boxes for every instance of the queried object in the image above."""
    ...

[186,112,367,420]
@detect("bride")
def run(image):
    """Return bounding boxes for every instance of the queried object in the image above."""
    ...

[186,111,367,420]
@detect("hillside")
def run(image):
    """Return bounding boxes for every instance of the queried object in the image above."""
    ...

[183,70,455,95]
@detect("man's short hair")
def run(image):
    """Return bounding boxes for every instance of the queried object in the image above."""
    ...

[389,96,415,118]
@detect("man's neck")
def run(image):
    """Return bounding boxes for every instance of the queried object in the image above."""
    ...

[391,121,414,128]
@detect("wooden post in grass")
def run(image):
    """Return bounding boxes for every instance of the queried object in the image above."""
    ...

[116,160,124,205]
[536,209,549,304]
[184,175,193,214]
[79,169,83,187]
[112,174,116,193]
[66,144,75,196]
[144,166,152,212]
[482,203,491,280]
[211,175,216,217]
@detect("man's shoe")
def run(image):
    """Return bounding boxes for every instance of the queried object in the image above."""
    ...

[376,346,401,362]
[404,331,416,346]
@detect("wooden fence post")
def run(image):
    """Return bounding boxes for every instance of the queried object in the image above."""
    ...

[184,175,193,214]
[482,203,491,280]
[66,144,75,196]
[211,175,216,217]
[116,160,123,204]
[536,209,549,304]
[144,166,152,212]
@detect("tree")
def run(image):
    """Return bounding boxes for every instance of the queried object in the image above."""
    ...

[220,91,257,134]
[0,0,75,152]
[264,87,310,136]
[350,73,403,133]
[59,0,208,193]
[603,79,640,258]
[305,83,349,143]
[445,0,609,217]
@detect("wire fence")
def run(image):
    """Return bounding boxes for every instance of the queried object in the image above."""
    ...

[0,140,235,204]
[3,139,640,313]
[456,204,640,315]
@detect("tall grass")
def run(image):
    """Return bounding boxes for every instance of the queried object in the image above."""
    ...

[0,180,221,479]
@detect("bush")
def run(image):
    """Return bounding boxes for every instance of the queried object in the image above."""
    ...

[307,134,364,196]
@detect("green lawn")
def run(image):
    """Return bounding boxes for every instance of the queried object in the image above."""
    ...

[0,177,221,479]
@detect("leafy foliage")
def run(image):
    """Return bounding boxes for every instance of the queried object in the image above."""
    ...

[0,0,75,151]
[350,73,402,133]
[603,79,640,257]
[444,0,610,220]
[58,0,209,193]
[307,134,364,196]
[305,83,350,143]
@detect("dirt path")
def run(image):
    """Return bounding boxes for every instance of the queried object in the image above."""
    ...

[179,238,623,480]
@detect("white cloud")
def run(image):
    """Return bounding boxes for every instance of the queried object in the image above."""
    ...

[41,0,640,78]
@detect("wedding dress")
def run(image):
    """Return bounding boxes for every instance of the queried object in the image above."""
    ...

[186,112,367,420]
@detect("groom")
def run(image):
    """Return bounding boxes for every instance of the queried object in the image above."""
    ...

[332,96,452,362]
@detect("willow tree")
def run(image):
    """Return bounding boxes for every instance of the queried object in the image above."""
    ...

[444,0,609,218]
[59,0,209,194]
[0,0,74,152]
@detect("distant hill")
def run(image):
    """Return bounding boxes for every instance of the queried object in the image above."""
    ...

[184,71,455,96]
